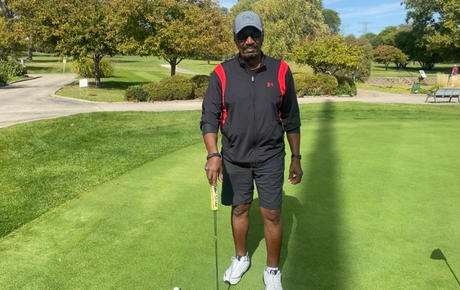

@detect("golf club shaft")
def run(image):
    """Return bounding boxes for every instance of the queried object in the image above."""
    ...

[210,185,219,290]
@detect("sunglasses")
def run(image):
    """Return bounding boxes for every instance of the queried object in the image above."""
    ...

[235,29,262,42]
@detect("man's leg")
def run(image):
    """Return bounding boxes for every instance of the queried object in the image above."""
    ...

[260,207,282,267]
[231,203,252,256]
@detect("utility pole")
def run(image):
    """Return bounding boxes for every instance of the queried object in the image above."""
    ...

[359,22,373,34]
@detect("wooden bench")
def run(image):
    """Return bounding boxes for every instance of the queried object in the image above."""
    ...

[425,87,460,103]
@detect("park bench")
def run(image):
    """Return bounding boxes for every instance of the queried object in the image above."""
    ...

[425,87,460,103]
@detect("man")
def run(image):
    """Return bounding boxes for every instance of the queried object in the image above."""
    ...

[452,64,458,79]
[200,11,303,290]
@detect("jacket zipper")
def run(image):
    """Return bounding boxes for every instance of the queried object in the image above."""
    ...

[251,73,258,167]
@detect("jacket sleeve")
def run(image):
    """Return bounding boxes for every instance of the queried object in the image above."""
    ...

[280,66,301,134]
[200,70,222,135]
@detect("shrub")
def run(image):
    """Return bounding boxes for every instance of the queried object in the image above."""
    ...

[191,74,210,99]
[0,71,7,86]
[73,57,114,79]
[315,73,338,95]
[144,76,194,101]
[336,76,357,96]
[293,73,338,96]
[1,60,26,78]
[293,74,319,97]
[125,85,149,102]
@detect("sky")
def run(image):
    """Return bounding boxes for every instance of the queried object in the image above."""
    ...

[218,0,409,35]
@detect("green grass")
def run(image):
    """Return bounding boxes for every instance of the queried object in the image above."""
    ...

[1,103,460,289]
[0,111,203,238]
[370,62,454,78]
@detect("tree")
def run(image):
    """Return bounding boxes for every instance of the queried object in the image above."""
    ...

[378,26,398,46]
[345,35,373,81]
[403,0,460,62]
[361,33,381,49]
[322,8,341,33]
[0,0,14,19]
[40,0,122,87]
[374,45,408,70]
[293,34,362,76]
[252,0,327,59]
[137,0,231,76]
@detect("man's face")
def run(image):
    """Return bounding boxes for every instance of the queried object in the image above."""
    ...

[234,26,263,60]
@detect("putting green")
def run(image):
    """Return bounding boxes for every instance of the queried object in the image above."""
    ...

[1,118,459,289]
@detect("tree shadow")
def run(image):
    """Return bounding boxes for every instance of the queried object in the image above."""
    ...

[281,100,346,289]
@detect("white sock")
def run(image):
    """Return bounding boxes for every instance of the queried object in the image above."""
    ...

[266,266,279,273]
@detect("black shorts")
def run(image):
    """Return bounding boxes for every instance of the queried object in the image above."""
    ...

[221,154,285,210]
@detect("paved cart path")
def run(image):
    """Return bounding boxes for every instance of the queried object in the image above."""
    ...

[0,74,443,129]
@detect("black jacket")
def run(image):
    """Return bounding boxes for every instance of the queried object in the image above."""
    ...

[200,53,301,167]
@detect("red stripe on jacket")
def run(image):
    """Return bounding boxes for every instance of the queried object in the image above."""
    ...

[278,61,289,124]
[215,64,227,128]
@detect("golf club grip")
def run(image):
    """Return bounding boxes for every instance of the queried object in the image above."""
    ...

[210,185,218,211]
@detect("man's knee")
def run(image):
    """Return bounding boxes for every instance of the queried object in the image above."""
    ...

[260,208,282,225]
[232,203,251,218]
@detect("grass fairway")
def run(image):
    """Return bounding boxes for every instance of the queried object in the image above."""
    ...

[1,103,459,289]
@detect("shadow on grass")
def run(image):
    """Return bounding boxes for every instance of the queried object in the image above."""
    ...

[99,80,153,90]
[283,100,345,289]
[244,101,345,289]
[431,248,460,287]
[25,66,62,74]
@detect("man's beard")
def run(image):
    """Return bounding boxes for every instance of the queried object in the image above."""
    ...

[240,44,260,60]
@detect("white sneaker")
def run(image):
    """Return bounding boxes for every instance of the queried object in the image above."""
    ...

[223,254,250,285]
[263,269,283,290]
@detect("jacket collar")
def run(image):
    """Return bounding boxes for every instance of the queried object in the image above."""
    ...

[237,51,266,71]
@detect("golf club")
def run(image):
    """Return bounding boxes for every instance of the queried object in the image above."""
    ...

[210,185,219,290]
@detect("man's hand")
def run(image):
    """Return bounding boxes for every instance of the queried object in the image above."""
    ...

[288,158,303,185]
[205,157,223,187]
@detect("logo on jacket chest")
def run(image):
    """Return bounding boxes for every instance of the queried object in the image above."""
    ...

[267,82,274,87]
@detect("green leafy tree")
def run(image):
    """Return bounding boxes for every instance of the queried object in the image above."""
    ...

[378,26,398,46]
[322,8,341,33]
[374,45,408,70]
[43,0,121,87]
[403,0,460,64]
[294,34,362,76]
[344,35,373,81]
[252,0,327,59]
[137,0,231,76]
[0,0,14,18]
[361,33,381,49]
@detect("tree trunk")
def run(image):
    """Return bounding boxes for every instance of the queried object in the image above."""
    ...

[169,58,177,76]
[94,55,102,88]
[27,43,34,62]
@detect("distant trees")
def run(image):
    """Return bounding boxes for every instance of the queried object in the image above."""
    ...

[231,0,328,60]
[373,45,408,70]
[0,0,233,85]
[135,0,232,75]
[293,35,362,76]
[322,9,341,33]
[403,0,460,63]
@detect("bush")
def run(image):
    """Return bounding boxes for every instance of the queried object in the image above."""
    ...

[315,73,338,95]
[191,74,210,99]
[144,75,194,101]
[73,57,114,79]
[125,85,149,102]
[0,71,7,86]
[336,76,357,96]
[293,73,338,96]
[1,60,26,78]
